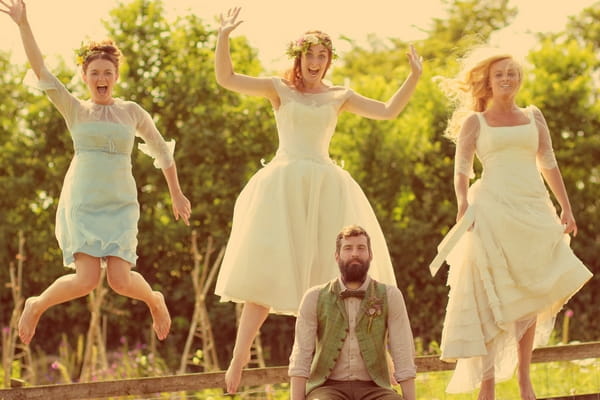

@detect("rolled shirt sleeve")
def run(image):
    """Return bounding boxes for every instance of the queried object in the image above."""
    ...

[288,287,320,378]
[386,286,417,382]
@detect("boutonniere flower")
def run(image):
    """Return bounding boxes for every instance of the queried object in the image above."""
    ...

[365,295,383,333]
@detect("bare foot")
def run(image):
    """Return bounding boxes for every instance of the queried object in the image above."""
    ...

[149,292,171,340]
[477,377,495,400]
[518,373,536,400]
[225,352,250,394]
[18,297,42,344]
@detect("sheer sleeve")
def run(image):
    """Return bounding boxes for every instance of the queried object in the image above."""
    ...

[531,105,558,170]
[24,66,79,128]
[134,104,175,169]
[454,113,479,178]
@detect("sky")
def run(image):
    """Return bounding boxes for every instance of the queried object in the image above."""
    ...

[1,0,597,71]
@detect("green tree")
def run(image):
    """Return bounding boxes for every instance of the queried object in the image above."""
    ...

[519,3,600,340]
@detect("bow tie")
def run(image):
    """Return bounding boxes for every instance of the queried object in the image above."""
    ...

[340,289,366,299]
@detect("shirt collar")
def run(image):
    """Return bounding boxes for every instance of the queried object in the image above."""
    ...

[337,275,371,291]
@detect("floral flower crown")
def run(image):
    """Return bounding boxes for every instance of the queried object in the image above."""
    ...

[74,41,119,66]
[75,42,95,66]
[285,33,337,59]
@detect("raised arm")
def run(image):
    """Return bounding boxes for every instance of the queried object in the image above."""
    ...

[340,45,422,120]
[1,0,45,78]
[215,7,277,102]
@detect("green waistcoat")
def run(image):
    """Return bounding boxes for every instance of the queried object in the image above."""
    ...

[306,278,390,394]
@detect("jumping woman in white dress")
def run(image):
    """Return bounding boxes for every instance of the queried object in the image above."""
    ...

[2,0,191,344]
[213,7,422,393]
[432,47,592,400]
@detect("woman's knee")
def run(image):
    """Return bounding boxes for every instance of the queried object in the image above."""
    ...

[106,258,132,293]
[73,254,102,291]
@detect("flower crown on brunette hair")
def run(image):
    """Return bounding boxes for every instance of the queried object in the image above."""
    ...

[75,42,93,66]
[285,32,337,59]
[74,40,121,67]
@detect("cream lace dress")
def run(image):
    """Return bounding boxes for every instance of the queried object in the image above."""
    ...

[215,77,397,314]
[434,106,592,392]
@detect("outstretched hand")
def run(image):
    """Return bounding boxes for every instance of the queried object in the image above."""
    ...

[0,0,26,26]
[406,44,423,77]
[171,192,192,226]
[218,7,243,36]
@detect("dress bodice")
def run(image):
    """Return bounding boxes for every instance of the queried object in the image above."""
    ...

[271,77,353,163]
[72,121,135,156]
[475,110,547,198]
[33,67,174,169]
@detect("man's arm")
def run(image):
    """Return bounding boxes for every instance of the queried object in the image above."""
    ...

[386,286,417,400]
[398,378,416,400]
[288,287,320,400]
[290,376,308,400]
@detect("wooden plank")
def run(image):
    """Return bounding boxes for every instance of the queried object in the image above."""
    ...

[0,368,290,400]
[539,394,600,400]
[532,342,600,363]
[1,342,598,399]
[413,341,600,372]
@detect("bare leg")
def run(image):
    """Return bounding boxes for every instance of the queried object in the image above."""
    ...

[478,377,495,400]
[105,256,171,340]
[225,302,269,394]
[517,320,537,400]
[18,253,102,344]
[478,348,496,400]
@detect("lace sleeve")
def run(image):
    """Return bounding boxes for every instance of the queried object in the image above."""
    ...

[454,113,479,178]
[531,105,558,170]
[24,67,79,127]
[134,104,175,169]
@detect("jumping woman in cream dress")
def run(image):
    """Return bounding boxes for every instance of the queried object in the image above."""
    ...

[213,7,422,393]
[432,47,592,400]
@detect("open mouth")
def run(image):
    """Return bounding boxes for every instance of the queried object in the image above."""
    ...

[97,85,108,95]
[307,67,320,77]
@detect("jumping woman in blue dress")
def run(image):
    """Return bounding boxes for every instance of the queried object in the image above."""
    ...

[2,0,191,344]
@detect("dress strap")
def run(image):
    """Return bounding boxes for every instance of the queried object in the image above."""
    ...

[474,112,486,127]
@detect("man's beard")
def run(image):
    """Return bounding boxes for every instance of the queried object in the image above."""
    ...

[338,257,370,284]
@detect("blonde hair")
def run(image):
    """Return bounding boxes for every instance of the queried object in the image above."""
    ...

[437,46,523,140]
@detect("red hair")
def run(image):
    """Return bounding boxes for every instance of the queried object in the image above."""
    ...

[283,30,334,91]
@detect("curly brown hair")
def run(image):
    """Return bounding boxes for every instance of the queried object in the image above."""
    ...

[76,39,122,73]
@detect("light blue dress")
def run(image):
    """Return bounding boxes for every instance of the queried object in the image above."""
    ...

[36,67,174,268]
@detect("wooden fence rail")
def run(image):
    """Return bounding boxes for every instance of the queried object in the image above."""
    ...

[1,341,599,400]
